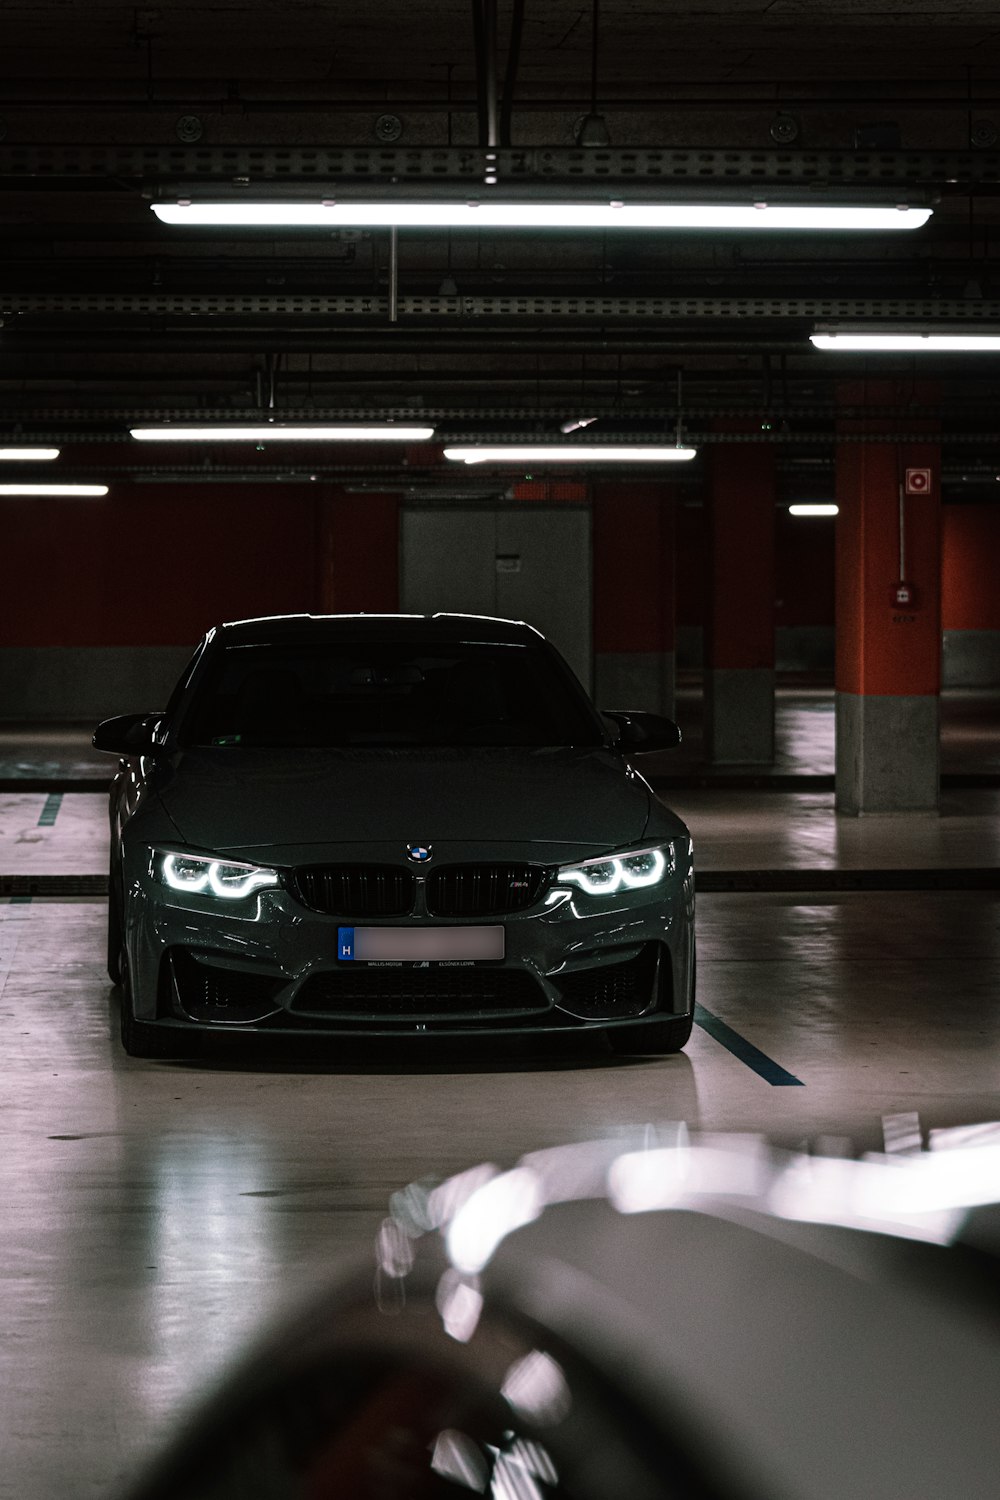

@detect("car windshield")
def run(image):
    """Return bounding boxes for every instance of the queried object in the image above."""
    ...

[181,639,604,749]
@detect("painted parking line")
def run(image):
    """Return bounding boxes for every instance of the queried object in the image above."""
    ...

[694,1003,804,1087]
[37,793,64,826]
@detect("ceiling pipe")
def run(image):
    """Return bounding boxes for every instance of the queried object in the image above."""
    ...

[499,0,524,147]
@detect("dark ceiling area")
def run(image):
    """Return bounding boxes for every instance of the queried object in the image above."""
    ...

[3,1,1000,494]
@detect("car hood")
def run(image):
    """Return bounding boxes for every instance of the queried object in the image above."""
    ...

[153,745,667,862]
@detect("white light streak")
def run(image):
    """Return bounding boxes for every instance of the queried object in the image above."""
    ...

[811,332,1000,351]
[445,445,697,465]
[789,503,839,517]
[0,483,108,496]
[154,202,933,232]
[0,447,60,461]
[129,424,434,442]
[446,1167,543,1274]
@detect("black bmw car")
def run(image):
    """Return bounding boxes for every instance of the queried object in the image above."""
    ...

[94,613,695,1057]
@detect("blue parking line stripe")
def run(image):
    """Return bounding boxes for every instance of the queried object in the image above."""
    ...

[694,1003,804,1087]
[37,793,63,826]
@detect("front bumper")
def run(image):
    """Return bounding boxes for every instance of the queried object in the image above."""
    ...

[123,849,695,1039]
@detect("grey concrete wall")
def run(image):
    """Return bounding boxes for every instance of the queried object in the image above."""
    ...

[594,651,675,717]
[776,626,835,673]
[835,692,939,815]
[0,647,195,721]
[705,667,775,763]
[942,630,1000,688]
[677,626,834,673]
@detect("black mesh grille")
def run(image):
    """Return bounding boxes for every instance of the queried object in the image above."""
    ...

[556,946,661,1020]
[170,949,285,1023]
[289,865,415,917]
[293,966,548,1018]
[427,863,548,917]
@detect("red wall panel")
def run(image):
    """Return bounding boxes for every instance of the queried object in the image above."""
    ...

[942,505,1000,630]
[1,484,321,647]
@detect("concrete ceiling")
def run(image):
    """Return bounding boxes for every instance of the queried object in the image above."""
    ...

[1,1,1000,492]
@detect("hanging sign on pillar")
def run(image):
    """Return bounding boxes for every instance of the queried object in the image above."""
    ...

[904,467,932,495]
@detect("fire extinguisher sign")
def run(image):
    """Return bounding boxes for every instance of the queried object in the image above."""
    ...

[905,467,932,494]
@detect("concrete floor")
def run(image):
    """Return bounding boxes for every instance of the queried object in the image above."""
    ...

[2,691,1000,1497]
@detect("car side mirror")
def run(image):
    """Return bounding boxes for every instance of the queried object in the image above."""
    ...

[92,713,164,757]
[602,710,682,755]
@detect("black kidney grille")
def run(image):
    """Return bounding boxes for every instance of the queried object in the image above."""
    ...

[556,946,659,1020]
[293,966,548,1018]
[427,863,548,918]
[290,865,415,917]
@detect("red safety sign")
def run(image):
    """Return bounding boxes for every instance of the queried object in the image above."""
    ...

[905,467,932,494]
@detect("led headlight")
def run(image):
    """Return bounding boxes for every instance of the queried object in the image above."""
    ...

[157,851,280,900]
[556,846,672,897]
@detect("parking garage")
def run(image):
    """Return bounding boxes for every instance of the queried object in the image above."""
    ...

[3,3,1000,1495]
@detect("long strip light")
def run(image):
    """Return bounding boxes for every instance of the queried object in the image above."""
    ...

[153,202,932,233]
[789,503,838,517]
[129,424,435,442]
[446,444,697,465]
[0,447,60,461]
[0,483,108,496]
[811,332,1000,352]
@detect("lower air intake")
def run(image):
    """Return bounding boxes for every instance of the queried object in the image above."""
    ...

[169,949,285,1024]
[292,966,548,1020]
[555,945,662,1020]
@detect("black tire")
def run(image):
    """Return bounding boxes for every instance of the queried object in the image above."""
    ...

[608,1013,693,1055]
[118,953,178,1060]
[107,874,124,985]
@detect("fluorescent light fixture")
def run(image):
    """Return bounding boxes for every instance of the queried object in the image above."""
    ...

[445,444,697,465]
[811,332,1000,352]
[789,503,839,517]
[559,416,599,434]
[154,201,932,232]
[129,424,435,442]
[0,447,60,461]
[0,483,108,496]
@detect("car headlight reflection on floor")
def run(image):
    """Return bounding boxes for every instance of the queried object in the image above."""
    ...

[556,845,673,897]
[156,850,280,900]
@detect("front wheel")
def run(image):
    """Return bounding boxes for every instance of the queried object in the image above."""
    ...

[608,1013,693,1055]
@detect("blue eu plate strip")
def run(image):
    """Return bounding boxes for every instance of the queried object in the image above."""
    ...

[694,1003,804,1087]
[338,927,355,962]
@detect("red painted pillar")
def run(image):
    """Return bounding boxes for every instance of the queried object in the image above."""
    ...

[316,487,400,614]
[592,482,677,714]
[835,381,941,813]
[942,505,1000,686]
[704,434,776,762]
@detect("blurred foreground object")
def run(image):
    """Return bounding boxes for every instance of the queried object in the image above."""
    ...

[124,1128,1000,1500]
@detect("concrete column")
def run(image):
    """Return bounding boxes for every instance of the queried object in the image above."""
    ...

[316,487,400,613]
[592,482,676,714]
[942,504,1000,686]
[835,382,941,814]
[704,437,776,762]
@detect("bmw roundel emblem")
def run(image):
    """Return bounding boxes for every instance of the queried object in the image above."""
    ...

[407,844,432,863]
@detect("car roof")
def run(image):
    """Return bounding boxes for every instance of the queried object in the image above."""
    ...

[213,613,546,648]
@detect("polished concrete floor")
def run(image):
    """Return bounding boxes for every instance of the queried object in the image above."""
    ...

[2,692,1000,1498]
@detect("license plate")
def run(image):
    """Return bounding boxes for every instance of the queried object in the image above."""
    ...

[337,926,505,963]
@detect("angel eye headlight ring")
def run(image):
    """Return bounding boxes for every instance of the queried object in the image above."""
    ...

[556,846,670,897]
[159,851,279,900]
